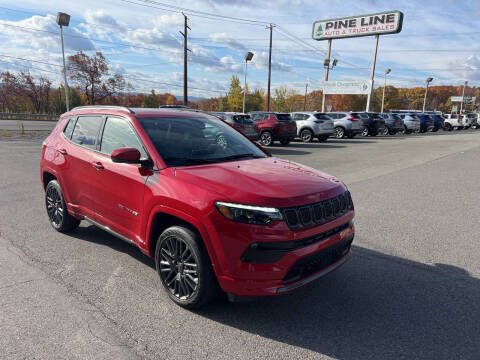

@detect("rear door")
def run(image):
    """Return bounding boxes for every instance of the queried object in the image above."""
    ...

[62,115,103,219]
[91,116,151,242]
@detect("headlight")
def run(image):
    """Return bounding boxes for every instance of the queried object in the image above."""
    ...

[215,202,283,225]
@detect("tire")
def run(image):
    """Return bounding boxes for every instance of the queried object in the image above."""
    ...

[361,127,369,137]
[334,126,345,139]
[444,123,452,131]
[280,139,291,145]
[45,180,80,233]
[317,135,329,142]
[381,127,389,136]
[402,125,409,135]
[155,226,218,309]
[431,128,438,132]
[300,128,313,143]
[260,131,273,146]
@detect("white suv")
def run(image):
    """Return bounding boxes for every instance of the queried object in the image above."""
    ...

[291,112,335,142]
[444,114,463,130]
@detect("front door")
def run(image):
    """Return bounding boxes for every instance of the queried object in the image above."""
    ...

[91,116,151,243]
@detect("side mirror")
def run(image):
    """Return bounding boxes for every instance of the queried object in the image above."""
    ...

[111,147,141,164]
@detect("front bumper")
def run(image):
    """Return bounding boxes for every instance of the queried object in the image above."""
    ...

[208,209,355,297]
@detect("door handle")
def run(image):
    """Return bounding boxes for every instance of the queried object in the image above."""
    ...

[91,161,104,171]
[58,148,68,156]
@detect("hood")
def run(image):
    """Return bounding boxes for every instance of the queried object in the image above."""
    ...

[173,157,346,208]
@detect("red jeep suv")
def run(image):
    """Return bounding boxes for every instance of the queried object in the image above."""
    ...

[41,106,355,308]
[249,112,297,146]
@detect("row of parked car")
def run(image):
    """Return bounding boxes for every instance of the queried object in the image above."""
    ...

[209,111,480,146]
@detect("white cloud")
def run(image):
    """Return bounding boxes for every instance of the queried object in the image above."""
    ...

[0,14,95,51]
[209,33,246,51]
[154,13,184,27]
[251,52,293,73]
[82,9,127,38]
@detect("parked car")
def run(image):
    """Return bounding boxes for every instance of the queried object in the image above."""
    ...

[248,112,297,146]
[461,114,473,129]
[209,112,259,141]
[391,112,421,134]
[466,113,480,128]
[443,114,463,130]
[325,112,364,138]
[378,113,404,135]
[416,114,435,133]
[290,112,334,142]
[427,113,445,132]
[354,112,385,136]
[40,106,355,308]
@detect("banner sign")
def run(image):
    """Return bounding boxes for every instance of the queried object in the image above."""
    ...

[451,96,477,103]
[322,80,372,95]
[313,11,403,40]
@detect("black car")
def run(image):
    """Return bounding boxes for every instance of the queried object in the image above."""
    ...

[352,112,386,136]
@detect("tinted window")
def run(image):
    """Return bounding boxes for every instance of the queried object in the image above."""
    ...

[314,114,330,120]
[100,117,147,158]
[138,115,266,167]
[276,113,292,121]
[63,117,76,139]
[233,115,251,124]
[71,116,101,149]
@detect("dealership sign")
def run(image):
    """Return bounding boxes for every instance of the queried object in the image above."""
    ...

[322,80,372,95]
[312,11,403,40]
[451,96,476,103]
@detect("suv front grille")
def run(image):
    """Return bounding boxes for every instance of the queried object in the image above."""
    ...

[281,191,352,230]
[283,235,353,284]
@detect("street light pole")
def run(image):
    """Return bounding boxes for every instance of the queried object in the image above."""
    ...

[459,80,468,115]
[422,77,433,112]
[56,12,70,112]
[321,39,332,113]
[242,52,254,113]
[381,68,391,113]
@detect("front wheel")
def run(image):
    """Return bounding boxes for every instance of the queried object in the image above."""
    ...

[155,226,218,309]
[300,129,313,143]
[280,138,291,146]
[361,127,369,137]
[381,127,389,136]
[45,180,80,233]
[334,126,345,139]
[260,131,273,146]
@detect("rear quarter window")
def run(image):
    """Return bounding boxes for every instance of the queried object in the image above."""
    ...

[63,117,76,139]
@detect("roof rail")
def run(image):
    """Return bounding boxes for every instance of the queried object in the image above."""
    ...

[70,105,134,113]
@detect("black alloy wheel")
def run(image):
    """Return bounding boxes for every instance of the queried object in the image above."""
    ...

[45,180,80,232]
[158,236,199,301]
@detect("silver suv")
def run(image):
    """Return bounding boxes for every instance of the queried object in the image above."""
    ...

[392,113,421,134]
[325,112,364,139]
[291,112,334,142]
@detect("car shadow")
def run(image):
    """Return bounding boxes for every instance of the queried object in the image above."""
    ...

[69,224,156,270]
[197,245,480,360]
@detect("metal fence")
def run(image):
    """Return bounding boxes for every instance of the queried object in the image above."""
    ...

[0,113,59,121]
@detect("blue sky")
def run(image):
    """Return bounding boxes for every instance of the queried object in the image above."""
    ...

[0,0,479,98]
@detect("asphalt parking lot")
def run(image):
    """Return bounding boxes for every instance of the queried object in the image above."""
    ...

[1,130,479,359]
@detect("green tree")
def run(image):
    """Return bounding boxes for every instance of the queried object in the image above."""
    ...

[142,90,159,108]
[227,75,243,111]
[245,89,264,112]
[272,87,287,112]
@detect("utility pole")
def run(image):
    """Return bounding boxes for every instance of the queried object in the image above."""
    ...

[266,24,275,111]
[304,82,308,111]
[381,68,391,113]
[179,14,190,106]
[321,39,332,113]
[366,34,379,112]
[459,80,468,115]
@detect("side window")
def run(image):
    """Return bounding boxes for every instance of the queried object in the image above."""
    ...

[263,114,269,120]
[100,117,147,158]
[63,117,76,139]
[292,114,300,121]
[71,116,102,150]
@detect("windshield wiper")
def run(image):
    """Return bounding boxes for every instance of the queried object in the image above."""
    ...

[211,153,264,162]
[163,157,214,164]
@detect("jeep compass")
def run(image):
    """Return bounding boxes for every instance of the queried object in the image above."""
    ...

[40,106,355,308]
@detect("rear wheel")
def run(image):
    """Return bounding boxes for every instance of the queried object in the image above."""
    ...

[300,129,313,143]
[155,226,218,309]
[361,127,369,137]
[334,126,345,139]
[444,123,452,131]
[260,131,273,146]
[45,180,80,233]
[381,127,389,136]
[280,138,291,145]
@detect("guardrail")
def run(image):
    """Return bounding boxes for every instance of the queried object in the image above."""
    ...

[0,113,59,121]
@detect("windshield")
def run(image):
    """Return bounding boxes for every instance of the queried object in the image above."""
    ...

[138,116,267,167]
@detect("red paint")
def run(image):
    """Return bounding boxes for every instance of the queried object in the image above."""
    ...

[41,108,355,297]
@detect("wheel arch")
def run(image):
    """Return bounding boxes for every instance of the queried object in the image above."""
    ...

[42,170,57,190]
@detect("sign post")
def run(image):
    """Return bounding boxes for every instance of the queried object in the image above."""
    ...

[313,11,403,112]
